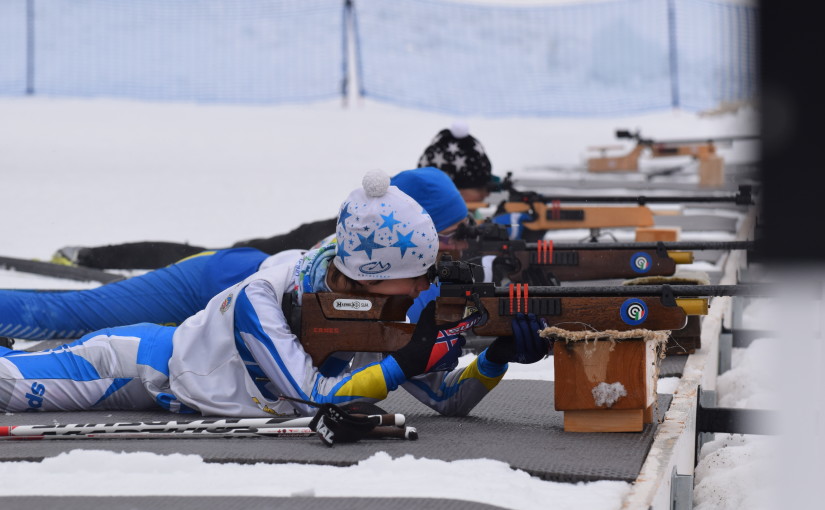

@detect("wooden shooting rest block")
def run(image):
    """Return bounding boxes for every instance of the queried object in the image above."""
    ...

[699,154,724,188]
[548,327,669,433]
[586,144,645,172]
[503,202,655,230]
[635,226,681,242]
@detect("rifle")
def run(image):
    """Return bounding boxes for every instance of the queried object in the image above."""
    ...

[442,221,756,283]
[286,258,768,366]
[586,129,759,173]
[502,182,754,206]
[480,176,753,240]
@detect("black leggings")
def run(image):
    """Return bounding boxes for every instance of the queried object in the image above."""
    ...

[76,217,338,269]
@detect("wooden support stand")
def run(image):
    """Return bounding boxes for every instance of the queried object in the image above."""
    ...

[587,145,644,172]
[634,227,681,242]
[699,154,725,188]
[554,336,661,432]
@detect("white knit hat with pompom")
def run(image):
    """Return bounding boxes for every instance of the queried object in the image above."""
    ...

[334,170,438,280]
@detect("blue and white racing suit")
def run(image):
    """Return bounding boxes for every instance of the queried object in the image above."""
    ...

[0,249,507,416]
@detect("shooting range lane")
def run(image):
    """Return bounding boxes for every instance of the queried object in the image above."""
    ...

[0,381,672,484]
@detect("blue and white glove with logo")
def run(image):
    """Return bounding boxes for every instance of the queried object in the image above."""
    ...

[485,312,551,365]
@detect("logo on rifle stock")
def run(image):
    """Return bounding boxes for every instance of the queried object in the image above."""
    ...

[333,299,373,311]
[620,298,648,325]
[630,252,652,274]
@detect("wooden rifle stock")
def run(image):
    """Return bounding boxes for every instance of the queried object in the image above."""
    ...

[447,226,754,284]
[288,293,415,366]
[587,129,759,172]
[502,202,655,230]
[434,295,688,336]
[290,282,757,365]
[446,245,679,283]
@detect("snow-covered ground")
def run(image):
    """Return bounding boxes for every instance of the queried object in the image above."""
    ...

[0,95,817,510]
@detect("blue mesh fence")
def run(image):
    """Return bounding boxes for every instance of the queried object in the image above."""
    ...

[0,0,27,95]
[0,0,758,115]
[354,0,674,116]
[674,0,759,111]
[6,0,344,103]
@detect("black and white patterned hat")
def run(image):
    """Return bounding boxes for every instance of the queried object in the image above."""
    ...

[417,121,492,190]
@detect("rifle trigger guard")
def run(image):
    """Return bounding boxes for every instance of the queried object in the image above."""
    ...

[468,293,489,328]
[660,284,677,307]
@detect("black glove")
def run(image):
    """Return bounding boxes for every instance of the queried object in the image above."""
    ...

[522,266,560,287]
[390,301,486,379]
[491,255,519,285]
[309,402,378,447]
[485,312,551,365]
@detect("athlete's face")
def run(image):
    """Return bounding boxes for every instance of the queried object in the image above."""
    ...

[437,219,469,252]
[460,186,489,203]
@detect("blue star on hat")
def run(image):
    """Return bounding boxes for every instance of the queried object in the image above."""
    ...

[338,202,353,229]
[391,230,418,258]
[353,231,385,260]
[379,211,401,232]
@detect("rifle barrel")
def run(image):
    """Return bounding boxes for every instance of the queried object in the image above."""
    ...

[517,193,750,205]
[646,135,760,146]
[487,284,771,297]
[508,184,753,205]
[524,241,755,251]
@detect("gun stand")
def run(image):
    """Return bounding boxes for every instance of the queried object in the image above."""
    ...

[549,327,669,432]
[580,228,618,243]
[587,144,645,172]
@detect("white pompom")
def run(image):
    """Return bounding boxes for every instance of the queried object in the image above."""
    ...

[449,120,470,139]
[362,169,391,197]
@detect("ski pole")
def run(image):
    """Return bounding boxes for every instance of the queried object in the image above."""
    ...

[0,414,409,440]
[254,425,419,440]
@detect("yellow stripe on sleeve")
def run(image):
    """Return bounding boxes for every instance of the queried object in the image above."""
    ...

[458,358,505,392]
[333,364,389,400]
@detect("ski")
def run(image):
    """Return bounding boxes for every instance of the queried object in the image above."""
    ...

[0,427,316,440]
[0,416,315,438]
[0,415,415,441]
[0,255,126,284]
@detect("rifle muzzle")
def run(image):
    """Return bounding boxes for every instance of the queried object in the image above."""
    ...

[668,251,695,264]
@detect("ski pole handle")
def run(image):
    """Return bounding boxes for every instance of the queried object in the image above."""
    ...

[360,413,405,427]
[368,426,418,441]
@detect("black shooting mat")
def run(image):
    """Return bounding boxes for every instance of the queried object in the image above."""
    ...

[659,354,689,378]
[0,496,508,510]
[0,381,671,484]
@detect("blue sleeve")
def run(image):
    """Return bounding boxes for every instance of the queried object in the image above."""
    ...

[406,282,441,323]
[491,212,532,240]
